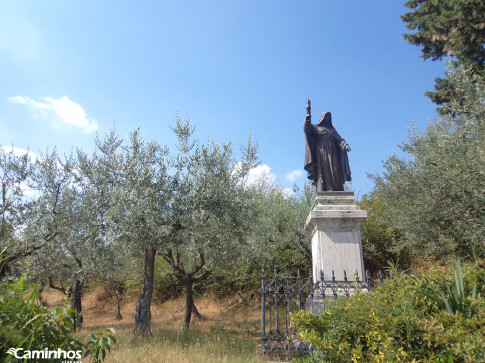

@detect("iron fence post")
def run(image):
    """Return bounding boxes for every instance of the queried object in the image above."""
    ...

[332,270,337,298]
[274,267,279,335]
[297,269,303,310]
[261,269,266,356]
[366,269,372,290]
[309,269,313,314]
[343,270,348,296]
[285,270,290,338]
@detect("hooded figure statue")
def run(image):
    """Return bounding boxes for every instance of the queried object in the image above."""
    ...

[304,109,351,192]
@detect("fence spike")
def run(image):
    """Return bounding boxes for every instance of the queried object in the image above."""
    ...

[378,270,383,283]
[366,270,372,289]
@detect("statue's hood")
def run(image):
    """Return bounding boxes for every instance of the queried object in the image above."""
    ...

[316,111,333,128]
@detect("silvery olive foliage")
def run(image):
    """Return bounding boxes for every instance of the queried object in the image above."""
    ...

[0,146,32,277]
[164,116,259,269]
[157,115,261,328]
[371,65,484,260]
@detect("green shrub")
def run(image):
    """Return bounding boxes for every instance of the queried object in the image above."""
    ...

[154,272,184,303]
[0,274,115,362]
[293,262,485,362]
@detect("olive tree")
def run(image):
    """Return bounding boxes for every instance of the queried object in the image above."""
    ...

[0,146,35,278]
[159,118,259,329]
[371,66,485,260]
[23,149,95,330]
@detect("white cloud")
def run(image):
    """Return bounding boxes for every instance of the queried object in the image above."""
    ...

[285,169,304,182]
[8,95,98,133]
[245,164,277,186]
[233,163,277,187]
[233,163,297,197]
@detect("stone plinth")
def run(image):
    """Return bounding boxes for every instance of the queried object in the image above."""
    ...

[305,192,367,283]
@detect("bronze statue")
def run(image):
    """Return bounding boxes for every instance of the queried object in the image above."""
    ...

[304,99,351,192]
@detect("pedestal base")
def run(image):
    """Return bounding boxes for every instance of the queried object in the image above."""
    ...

[305,192,367,283]
[305,292,336,315]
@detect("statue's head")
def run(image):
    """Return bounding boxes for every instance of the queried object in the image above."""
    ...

[317,111,332,127]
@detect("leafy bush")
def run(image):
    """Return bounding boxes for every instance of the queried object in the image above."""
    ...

[293,262,485,362]
[0,274,115,362]
[358,194,411,273]
[154,271,184,303]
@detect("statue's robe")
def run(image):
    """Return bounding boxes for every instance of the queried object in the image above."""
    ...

[304,114,351,192]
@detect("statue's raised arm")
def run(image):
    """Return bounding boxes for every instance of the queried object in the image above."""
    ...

[303,100,351,192]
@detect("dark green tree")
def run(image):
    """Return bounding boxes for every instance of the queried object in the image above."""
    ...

[402,0,485,112]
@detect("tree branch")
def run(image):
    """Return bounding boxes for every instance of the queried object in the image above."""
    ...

[49,275,68,294]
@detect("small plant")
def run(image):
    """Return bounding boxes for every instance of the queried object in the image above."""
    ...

[209,322,225,335]
[423,262,478,317]
[84,328,117,362]
[0,273,115,362]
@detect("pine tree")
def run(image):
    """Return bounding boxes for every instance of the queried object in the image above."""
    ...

[401,0,485,113]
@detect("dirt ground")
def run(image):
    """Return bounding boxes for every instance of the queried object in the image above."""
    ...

[41,287,261,333]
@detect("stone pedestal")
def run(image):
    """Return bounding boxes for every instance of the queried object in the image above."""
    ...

[305,191,367,283]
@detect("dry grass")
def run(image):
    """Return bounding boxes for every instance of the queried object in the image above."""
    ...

[42,288,265,363]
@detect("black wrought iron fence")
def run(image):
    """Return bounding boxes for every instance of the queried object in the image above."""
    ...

[261,268,391,360]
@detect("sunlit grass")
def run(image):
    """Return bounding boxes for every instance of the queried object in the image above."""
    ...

[102,323,264,363]
[51,287,265,363]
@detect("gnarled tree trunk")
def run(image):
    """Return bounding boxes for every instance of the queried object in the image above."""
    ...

[134,244,156,336]
[115,296,123,320]
[108,279,126,320]
[161,248,211,329]
[184,281,194,329]
[70,279,83,331]
[192,302,206,321]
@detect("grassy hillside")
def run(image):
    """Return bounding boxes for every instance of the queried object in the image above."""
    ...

[42,288,264,363]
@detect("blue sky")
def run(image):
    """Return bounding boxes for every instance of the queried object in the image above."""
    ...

[0,1,446,196]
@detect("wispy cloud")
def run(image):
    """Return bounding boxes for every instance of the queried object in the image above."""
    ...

[8,95,98,133]
[285,169,303,182]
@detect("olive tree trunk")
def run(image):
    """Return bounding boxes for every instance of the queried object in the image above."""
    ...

[70,279,83,331]
[134,244,156,336]
[114,295,123,320]
[184,281,194,329]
